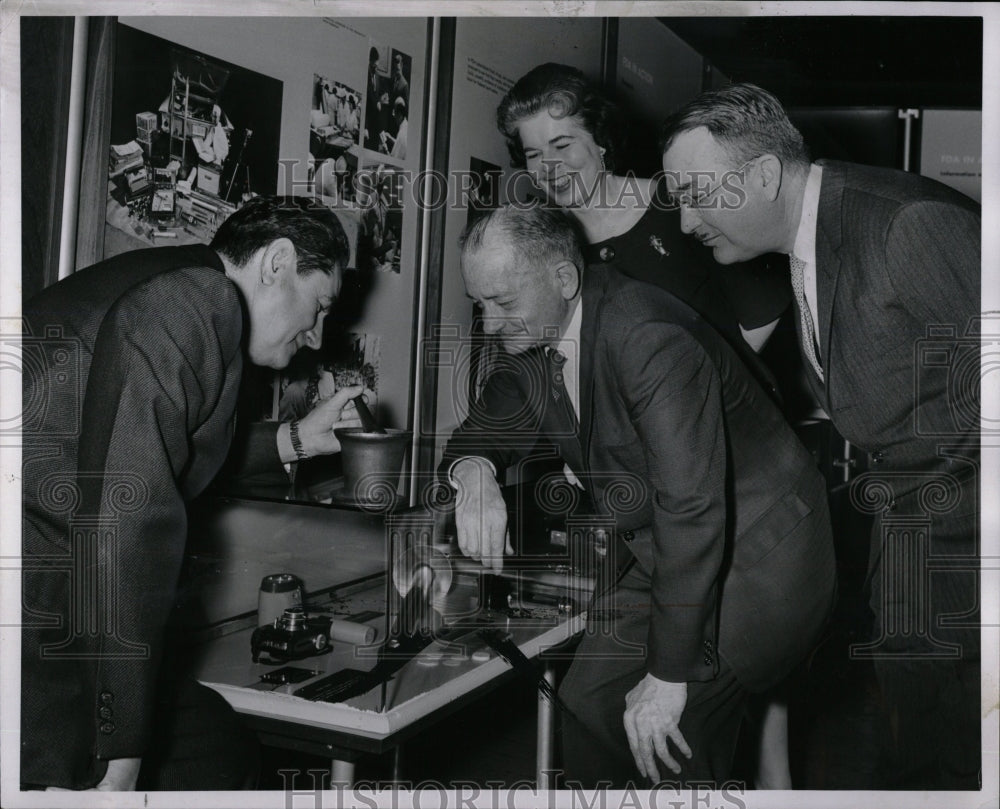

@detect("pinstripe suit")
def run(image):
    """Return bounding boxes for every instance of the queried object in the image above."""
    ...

[799,161,981,787]
[21,246,257,789]
[442,264,836,784]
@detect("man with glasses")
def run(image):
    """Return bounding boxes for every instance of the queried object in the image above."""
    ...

[661,83,981,790]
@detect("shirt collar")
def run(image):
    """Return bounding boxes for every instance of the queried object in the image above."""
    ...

[553,296,582,361]
[792,163,823,265]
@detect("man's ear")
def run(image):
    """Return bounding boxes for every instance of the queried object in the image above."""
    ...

[554,259,581,300]
[260,237,296,286]
[757,154,783,202]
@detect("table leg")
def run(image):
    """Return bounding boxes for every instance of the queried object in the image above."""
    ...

[391,745,403,782]
[331,758,355,787]
[536,661,556,789]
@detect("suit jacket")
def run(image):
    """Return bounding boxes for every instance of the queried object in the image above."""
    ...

[807,160,980,476]
[442,265,837,692]
[804,160,981,642]
[21,245,248,788]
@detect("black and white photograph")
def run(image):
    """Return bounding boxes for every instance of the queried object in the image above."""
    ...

[465,156,503,227]
[2,4,996,809]
[363,43,412,161]
[309,73,361,206]
[105,24,283,249]
[355,163,404,274]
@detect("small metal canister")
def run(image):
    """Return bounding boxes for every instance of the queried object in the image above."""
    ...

[257,573,304,627]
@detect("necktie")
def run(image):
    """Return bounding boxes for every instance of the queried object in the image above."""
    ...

[789,254,824,382]
[548,348,578,431]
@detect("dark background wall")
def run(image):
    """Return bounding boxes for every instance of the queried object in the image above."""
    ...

[663,16,982,108]
[20,17,74,302]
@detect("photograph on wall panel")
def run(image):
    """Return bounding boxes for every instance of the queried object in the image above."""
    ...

[363,41,412,163]
[309,72,361,206]
[355,163,405,275]
[105,24,282,256]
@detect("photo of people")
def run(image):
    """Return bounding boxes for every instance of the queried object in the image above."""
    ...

[466,156,503,227]
[106,26,282,244]
[355,164,403,274]
[363,43,411,162]
[308,74,363,207]
[277,331,380,423]
[310,146,358,206]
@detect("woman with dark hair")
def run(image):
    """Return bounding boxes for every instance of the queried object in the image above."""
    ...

[497,64,795,788]
[496,63,791,361]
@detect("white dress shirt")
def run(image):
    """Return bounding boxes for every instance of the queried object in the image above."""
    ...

[791,163,824,352]
[448,297,583,487]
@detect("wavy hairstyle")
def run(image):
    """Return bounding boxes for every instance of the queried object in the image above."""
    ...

[211,196,350,276]
[459,203,586,276]
[496,63,625,172]
[660,83,810,167]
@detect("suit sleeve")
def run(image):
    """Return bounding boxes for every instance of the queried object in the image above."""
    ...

[614,320,727,683]
[217,420,283,483]
[883,199,980,328]
[77,272,243,764]
[438,351,548,482]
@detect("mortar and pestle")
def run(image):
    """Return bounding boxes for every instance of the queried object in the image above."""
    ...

[334,395,410,507]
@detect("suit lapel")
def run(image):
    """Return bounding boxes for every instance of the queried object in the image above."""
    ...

[578,266,607,473]
[813,161,847,407]
[528,346,584,473]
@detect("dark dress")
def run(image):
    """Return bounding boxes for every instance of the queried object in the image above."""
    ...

[584,177,791,341]
[583,176,792,402]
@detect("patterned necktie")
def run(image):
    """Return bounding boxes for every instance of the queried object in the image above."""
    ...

[789,254,824,382]
[548,348,578,430]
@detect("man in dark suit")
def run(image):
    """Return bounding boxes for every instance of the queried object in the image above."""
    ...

[441,205,836,787]
[21,197,362,791]
[661,83,981,789]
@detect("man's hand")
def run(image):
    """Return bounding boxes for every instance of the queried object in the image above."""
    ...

[294,385,365,457]
[451,457,512,572]
[623,675,692,782]
[46,756,141,792]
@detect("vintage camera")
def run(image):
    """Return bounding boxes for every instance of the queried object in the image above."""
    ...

[251,606,333,663]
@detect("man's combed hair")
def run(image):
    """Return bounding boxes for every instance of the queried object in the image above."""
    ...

[460,204,585,273]
[496,63,624,172]
[660,83,810,167]
[210,195,350,276]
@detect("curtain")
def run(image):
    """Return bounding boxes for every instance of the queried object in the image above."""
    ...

[20,17,74,301]
[75,17,116,270]
[19,17,116,298]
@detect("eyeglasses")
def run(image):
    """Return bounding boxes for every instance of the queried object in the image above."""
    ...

[670,156,759,210]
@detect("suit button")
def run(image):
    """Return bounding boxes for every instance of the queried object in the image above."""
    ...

[99,706,113,720]
[703,655,713,665]
[621,530,635,542]
[99,721,116,735]
[599,246,616,262]
[99,691,114,706]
